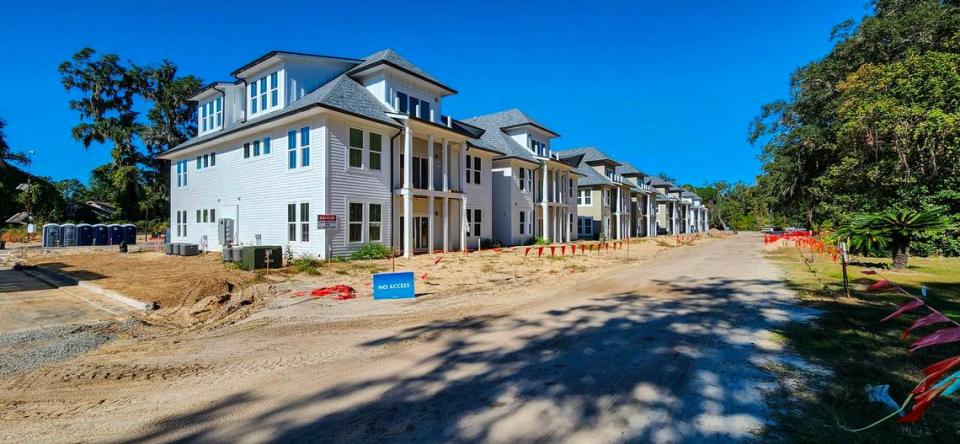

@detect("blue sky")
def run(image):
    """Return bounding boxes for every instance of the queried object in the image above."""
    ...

[0,0,868,186]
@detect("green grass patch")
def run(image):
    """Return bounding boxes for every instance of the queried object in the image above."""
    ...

[763,248,960,442]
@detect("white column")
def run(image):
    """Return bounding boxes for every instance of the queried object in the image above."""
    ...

[428,197,434,253]
[616,187,622,240]
[460,196,468,252]
[459,143,467,252]
[428,134,435,192]
[403,125,413,258]
[541,162,549,241]
[442,197,449,252]
[459,143,466,192]
[442,139,449,192]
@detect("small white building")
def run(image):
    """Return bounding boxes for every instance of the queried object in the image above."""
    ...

[159,49,504,259]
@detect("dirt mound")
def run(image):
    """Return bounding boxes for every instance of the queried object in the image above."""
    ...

[144,278,274,328]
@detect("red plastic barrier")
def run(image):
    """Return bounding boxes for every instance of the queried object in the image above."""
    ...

[310,285,357,300]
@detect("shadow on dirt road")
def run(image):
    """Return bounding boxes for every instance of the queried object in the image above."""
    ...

[123,270,804,443]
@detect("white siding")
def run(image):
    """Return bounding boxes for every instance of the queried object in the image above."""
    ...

[170,114,329,257]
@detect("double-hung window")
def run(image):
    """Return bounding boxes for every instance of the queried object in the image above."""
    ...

[465,156,481,185]
[287,128,309,169]
[519,168,526,191]
[176,210,188,237]
[269,72,279,107]
[175,160,188,187]
[368,204,382,242]
[578,189,592,206]
[287,202,310,242]
[369,133,382,170]
[519,211,526,235]
[348,202,363,243]
[348,128,363,168]
[287,130,297,168]
[300,202,309,242]
[300,127,310,167]
[604,189,611,207]
[196,209,201,223]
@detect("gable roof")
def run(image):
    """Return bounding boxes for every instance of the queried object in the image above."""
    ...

[462,110,542,163]
[556,146,621,166]
[164,74,399,156]
[348,49,456,94]
[482,108,560,137]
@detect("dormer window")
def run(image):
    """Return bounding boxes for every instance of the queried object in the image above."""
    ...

[528,138,547,157]
[198,97,222,134]
[249,71,280,116]
[395,91,431,120]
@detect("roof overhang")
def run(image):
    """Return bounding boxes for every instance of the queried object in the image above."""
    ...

[349,60,457,95]
[492,155,542,167]
[231,51,362,78]
[500,122,560,138]
[585,158,622,167]
[399,115,476,140]
[189,82,234,102]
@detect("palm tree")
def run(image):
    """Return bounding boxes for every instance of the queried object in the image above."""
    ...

[849,207,954,269]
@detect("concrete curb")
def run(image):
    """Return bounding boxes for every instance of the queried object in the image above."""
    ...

[20,266,155,311]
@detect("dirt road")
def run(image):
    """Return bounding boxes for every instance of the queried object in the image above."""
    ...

[1,233,805,443]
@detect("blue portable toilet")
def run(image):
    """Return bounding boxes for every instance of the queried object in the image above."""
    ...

[60,223,78,247]
[122,224,137,244]
[108,224,123,245]
[42,223,60,247]
[77,224,94,246]
[92,224,108,245]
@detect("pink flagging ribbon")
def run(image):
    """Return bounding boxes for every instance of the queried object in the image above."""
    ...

[881,299,924,322]
[910,327,960,353]
[903,312,952,339]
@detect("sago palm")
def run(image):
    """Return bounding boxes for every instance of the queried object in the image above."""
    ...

[850,207,954,269]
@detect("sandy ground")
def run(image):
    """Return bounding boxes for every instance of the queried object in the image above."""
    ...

[0,233,807,443]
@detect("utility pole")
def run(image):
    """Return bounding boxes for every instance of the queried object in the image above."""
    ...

[25,150,35,241]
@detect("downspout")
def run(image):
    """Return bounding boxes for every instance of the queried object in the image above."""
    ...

[389,128,403,253]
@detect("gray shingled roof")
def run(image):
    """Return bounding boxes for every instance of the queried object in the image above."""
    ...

[644,176,674,187]
[462,110,543,163]
[348,49,455,93]
[165,74,398,155]
[617,161,648,177]
[556,146,621,166]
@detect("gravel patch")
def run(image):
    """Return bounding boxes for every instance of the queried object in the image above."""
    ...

[0,322,115,379]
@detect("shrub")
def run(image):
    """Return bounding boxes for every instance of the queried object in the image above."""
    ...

[534,237,551,246]
[350,243,394,260]
[290,254,322,275]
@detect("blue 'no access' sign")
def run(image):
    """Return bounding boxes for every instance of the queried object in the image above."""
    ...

[372,271,415,300]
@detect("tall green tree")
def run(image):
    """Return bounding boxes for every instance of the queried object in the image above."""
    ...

[749,0,960,256]
[59,49,201,222]
[59,48,142,220]
[132,61,201,220]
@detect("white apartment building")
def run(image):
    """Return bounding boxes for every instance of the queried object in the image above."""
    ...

[464,109,581,245]
[159,49,503,259]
